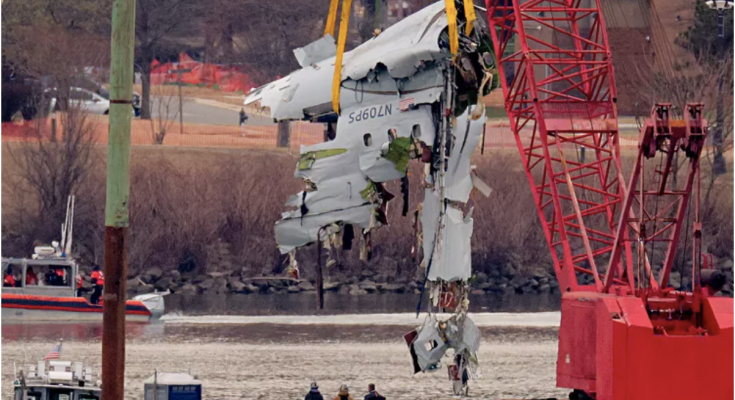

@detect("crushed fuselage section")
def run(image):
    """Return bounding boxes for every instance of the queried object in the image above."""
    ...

[246,1,497,395]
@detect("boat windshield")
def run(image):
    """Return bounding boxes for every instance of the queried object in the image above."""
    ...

[3,262,22,288]
[50,392,72,400]
[14,389,42,400]
[36,264,73,287]
[3,262,74,288]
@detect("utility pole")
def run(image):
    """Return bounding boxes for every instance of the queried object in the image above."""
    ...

[706,0,733,175]
[103,0,135,399]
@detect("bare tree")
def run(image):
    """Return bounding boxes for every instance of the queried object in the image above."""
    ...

[633,50,734,202]
[4,24,110,105]
[5,102,98,246]
[2,25,105,215]
[2,0,111,44]
[205,0,329,79]
[147,84,181,144]
[2,20,108,259]
[136,0,200,120]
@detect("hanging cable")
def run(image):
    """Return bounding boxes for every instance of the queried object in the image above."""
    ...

[679,195,693,290]
[646,146,666,287]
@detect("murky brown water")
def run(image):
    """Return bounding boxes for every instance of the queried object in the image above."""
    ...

[2,316,569,400]
[165,293,562,315]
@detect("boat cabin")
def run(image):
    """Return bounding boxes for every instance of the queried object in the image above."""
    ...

[13,360,101,400]
[2,246,79,298]
[144,372,202,400]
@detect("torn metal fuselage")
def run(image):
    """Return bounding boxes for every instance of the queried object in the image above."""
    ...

[245,1,496,391]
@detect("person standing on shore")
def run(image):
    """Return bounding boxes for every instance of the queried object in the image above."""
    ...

[239,108,249,137]
[305,381,324,400]
[333,384,354,400]
[364,384,385,400]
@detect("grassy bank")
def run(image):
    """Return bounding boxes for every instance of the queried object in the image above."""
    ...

[2,142,732,285]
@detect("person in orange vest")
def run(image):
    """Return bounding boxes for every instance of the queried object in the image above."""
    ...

[90,265,104,304]
[4,266,17,287]
[26,266,38,286]
[54,267,66,285]
[76,271,87,297]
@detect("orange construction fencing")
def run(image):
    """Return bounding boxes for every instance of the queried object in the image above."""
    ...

[1,116,325,152]
[2,116,640,152]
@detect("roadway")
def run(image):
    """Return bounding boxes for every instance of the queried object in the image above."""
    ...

[149,96,274,126]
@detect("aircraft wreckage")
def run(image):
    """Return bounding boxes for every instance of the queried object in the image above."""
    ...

[245,1,496,394]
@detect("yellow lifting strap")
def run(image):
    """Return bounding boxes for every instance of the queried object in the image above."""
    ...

[463,0,477,36]
[444,0,459,56]
[324,0,340,38]
[331,0,353,114]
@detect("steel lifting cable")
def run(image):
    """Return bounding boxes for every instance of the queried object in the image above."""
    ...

[646,146,666,287]
[679,189,693,290]
[609,0,675,80]
[609,0,654,109]
[638,151,644,291]
[607,0,628,30]
[637,0,677,78]
[648,0,679,77]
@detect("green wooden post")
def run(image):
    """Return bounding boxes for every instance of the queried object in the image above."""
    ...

[102,0,136,398]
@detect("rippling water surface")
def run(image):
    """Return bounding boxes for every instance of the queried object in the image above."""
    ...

[3,291,567,399]
[2,311,568,400]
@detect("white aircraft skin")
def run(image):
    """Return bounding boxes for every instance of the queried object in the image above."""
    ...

[245,1,497,393]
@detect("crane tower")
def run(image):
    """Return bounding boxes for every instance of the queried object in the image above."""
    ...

[483,1,733,399]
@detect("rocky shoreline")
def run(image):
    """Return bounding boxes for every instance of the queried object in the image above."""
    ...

[120,259,735,298]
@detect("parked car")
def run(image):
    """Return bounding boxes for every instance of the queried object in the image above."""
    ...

[70,87,110,115]
[45,87,140,116]
[97,87,141,117]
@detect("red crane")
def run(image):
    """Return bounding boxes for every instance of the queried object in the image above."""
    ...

[483,1,733,399]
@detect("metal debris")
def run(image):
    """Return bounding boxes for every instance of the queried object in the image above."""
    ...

[245,0,497,394]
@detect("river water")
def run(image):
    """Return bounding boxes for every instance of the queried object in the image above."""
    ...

[163,293,562,316]
[2,294,569,400]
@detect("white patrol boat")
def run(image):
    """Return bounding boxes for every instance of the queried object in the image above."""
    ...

[13,359,102,400]
[13,361,204,400]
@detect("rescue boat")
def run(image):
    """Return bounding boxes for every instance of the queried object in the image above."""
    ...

[1,256,159,323]
[2,196,163,323]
